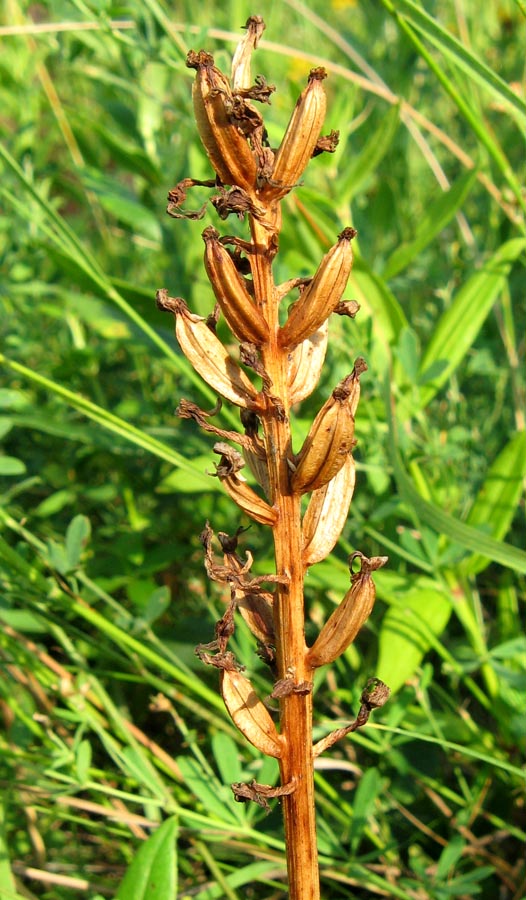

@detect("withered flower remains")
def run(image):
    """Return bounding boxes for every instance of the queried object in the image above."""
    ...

[158,17,389,900]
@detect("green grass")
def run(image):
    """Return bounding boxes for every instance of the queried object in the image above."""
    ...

[1,1,525,897]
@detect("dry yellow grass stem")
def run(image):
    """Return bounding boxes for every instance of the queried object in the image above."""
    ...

[157,16,390,899]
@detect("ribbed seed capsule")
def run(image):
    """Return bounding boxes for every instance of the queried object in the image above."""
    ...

[307,552,388,668]
[279,228,356,351]
[220,668,283,758]
[287,320,328,405]
[156,291,259,409]
[187,50,258,192]
[302,452,356,568]
[263,67,327,201]
[290,360,366,494]
[202,227,269,345]
[213,443,278,525]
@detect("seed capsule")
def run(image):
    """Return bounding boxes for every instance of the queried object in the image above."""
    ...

[221,668,283,758]
[187,50,258,193]
[156,291,259,409]
[302,452,356,567]
[263,67,327,201]
[307,552,388,667]
[279,228,356,351]
[202,227,269,345]
[290,360,366,494]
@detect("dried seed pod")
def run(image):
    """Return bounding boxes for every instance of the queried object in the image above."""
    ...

[287,320,328,405]
[156,291,259,408]
[187,50,258,192]
[202,226,269,345]
[220,667,283,758]
[263,68,327,201]
[279,228,356,351]
[302,452,356,567]
[237,590,275,643]
[290,361,366,494]
[213,443,278,525]
[231,15,265,90]
[307,552,388,668]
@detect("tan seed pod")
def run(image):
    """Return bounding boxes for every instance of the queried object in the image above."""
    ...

[237,589,275,643]
[279,228,356,351]
[287,320,328,405]
[156,291,259,409]
[187,50,258,192]
[263,68,327,201]
[307,552,388,668]
[302,452,356,568]
[290,361,365,494]
[213,443,278,525]
[202,227,269,345]
[231,15,265,90]
[220,668,283,758]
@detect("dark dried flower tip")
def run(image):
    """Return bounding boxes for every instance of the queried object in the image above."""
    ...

[361,677,391,710]
[213,442,245,476]
[186,49,214,70]
[313,129,340,157]
[155,289,183,315]
[309,66,328,81]
[349,550,388,577]
[335,300,361,318]
[338,226,358,241]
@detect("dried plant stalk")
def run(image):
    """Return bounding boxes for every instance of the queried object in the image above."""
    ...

[158,17,390,899]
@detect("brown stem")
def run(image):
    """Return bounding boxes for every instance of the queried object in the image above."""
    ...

[250,213,320,900]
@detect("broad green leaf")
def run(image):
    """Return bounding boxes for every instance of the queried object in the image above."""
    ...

[339,103,401,198]
[75,739,92,784]
[391,0,526,128]
[349,768,383,853]
[211,732,243,787]
[65,515,91,570]
[351,258,408,345]
[418,238,526,405]
[377,585,452,693]
[192,861,288,900]
[115,816,178,900]
[156,458,219,494]
[0,456,26,476]
[461,432,526,576]
[382,168,478,279]
[176,756,240,826]
[80,169,162,244]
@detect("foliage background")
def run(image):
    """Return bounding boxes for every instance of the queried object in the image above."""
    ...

[1,0,525,897]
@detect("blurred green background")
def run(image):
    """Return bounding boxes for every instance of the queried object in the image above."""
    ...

[1,1,525,897]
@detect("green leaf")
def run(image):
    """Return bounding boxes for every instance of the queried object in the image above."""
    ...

[340,103,401,198]
[176,756,240,826]
[418,238,526,405]
[65,515,91,570]
[352,258,408,344]
[115,816,178,900]
[211,732,243,788]
[461,432,526,576]
[0,456,26,476]
[390,0,526,128]
[349,768,383,853]
[377,584,452,693]
[382,168,478,279]
[75,739,92,784]
[80,169,162,244]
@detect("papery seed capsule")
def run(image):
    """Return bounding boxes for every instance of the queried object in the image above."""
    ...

[237,590,275,643]
[279,228,356,351]
[202,227,269,345]
[302,452,356,567]
[290,361,365,494]
[220,668,283,758]
[287,320,328,405]
[156,290,259,409]
[187,50,258,192]
[213,443,278,525]
[307,552,388,667]
[263,68,327,201]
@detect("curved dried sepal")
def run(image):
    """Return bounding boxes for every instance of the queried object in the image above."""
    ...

[237,590,275,643]
[156,291,259,409]
[203,226,269,345]
[288,320,328,405]
[220,668,283,758]
[302,453,356,567]
[262,68,327,201]
[187,50,258,192]
[279,228,356,351]
[231,16,265,90]
[307,552,388,668]
[213,443,278,525]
